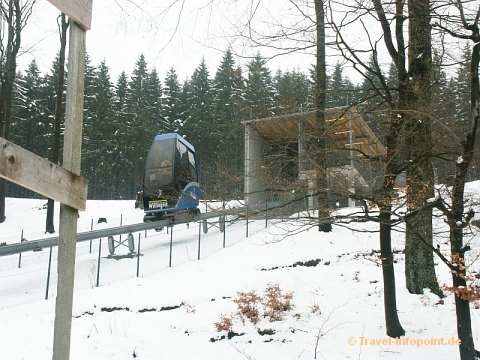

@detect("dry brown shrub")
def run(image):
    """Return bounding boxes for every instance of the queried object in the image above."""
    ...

[263,284,293,321]
[234,291,261,324]
[215,314,233,332]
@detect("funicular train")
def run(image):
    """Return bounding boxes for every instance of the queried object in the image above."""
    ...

[139,133,203,222]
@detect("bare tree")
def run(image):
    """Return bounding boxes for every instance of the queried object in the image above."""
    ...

[327,0,409,337]
[45,13,68,233]
[429,1,480,358]
[0,0,35,223]
[314,0,332,232]
[403,0,442,295]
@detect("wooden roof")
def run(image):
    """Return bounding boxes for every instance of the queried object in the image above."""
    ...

[243,106,386,157]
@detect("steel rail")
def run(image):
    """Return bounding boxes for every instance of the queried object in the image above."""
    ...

[0,206,245,257]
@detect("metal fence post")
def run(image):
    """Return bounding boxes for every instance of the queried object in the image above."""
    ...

[223,215,226,248]
[136,233,141,277]
[45,246,53,300]
[89,218,93,253]
[119,214,123,243]
[265,193,268,228]
[169,227,173,267]
[18,229,24,268]
[246,206,249,238]
[96,238,102,287]
[197,221,201,260]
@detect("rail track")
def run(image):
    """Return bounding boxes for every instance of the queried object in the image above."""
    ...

[0,206,246,257]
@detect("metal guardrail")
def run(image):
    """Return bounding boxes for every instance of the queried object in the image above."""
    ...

[0,206,245,257]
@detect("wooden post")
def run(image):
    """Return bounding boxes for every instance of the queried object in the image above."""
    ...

[52,21,86,360]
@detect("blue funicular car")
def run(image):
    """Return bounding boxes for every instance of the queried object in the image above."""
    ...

[140,133,202,222]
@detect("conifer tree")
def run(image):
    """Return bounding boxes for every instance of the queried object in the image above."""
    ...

[163,68,182,131]
[184,59,215,192]
[89,60,115,198]
[453,45,472,136]
[113,71,130,197]
[126,54,151,195]
[213,49,245,195]
[245,54,275,119]
[275,69,310,114]
[145,68,163,133]
[81,55,98,196]
[184,59,214,139]
[11,60,46,155]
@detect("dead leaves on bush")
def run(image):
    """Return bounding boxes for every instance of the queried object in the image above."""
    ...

[215,284,293,334]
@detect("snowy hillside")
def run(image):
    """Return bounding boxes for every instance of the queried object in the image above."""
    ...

[0,195,478,359]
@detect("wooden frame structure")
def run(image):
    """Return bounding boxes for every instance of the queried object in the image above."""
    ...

[243,106,385,157]
[243,106,385,209]
[0,2,92,360]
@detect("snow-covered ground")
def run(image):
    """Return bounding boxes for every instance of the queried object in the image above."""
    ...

[0,192,479,359]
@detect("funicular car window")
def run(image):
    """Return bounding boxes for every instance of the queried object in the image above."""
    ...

[144,138,174,190]
[188,151,196,180]
[176,141,192,184]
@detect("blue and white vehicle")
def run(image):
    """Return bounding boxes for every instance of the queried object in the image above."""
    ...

[141,133,202,222]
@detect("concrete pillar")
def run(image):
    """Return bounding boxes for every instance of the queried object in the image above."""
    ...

[244,123,266,209]
[298,118,316,209]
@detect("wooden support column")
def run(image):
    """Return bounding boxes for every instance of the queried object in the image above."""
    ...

[52,21,86,360]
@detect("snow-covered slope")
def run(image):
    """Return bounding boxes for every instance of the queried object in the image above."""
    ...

[0,197,477,359]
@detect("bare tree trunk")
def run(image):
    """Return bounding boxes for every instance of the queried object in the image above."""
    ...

[46,13,68,233]
[314,0,332,232]
[0,0,25,223]
[378,112,405,338]
[380,201,405,337]
[449,41,480,360]
[404,0,441,296]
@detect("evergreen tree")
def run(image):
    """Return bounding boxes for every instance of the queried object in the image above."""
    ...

[327,62,344,108]
[177,79,192,134]
[11,60,47,155]
[453,45,471,136]
[81,55,98,196]
[163,68,182,131]
[41,56,65,159]
[184,59,214,143]
[326,62,356,108]
[431,51,457,182]
[112,71,131,197]
[357,55,389,139]
[212,49,245,196]
[89,60,115,198]
[184,59,215,192]
[213,49,243,129]
[275,69,310,114]
[126,54,151,195]
[145,68,164,133]
[245,54,275,118]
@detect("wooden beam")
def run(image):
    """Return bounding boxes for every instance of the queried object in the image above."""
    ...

[47,0,92,30]
[0,137,87,210]
[52,21,86,360]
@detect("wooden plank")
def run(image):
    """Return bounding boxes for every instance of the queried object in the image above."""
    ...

[52,21,86,360]
[0,137,87,210]
[47,0,92,30]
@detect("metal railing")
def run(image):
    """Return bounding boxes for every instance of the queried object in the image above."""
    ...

[0,206,245,257]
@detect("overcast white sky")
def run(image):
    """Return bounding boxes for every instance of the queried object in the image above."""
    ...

[18,0,467,84]
[20,0,322,83]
